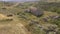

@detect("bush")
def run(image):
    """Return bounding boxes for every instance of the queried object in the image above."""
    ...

[51,7,60,14]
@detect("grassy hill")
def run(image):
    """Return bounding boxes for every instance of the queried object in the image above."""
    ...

[0,1,60,34]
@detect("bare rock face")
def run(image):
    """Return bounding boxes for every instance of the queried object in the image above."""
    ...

[25,7,43,17]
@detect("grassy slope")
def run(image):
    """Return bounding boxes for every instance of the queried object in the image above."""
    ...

[0,2,60,34]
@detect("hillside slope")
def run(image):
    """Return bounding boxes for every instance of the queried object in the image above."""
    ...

[0,2,60,34]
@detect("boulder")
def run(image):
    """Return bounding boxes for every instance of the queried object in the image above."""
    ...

[25,7,43,17]
[30,7,43,17]
[31,10,43,17]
